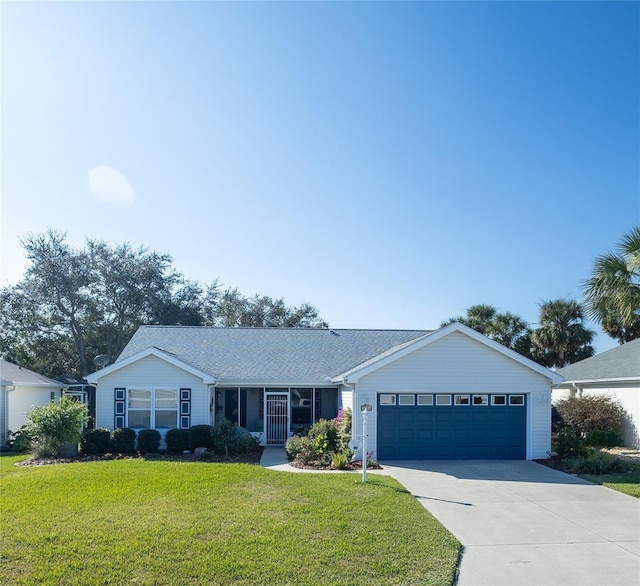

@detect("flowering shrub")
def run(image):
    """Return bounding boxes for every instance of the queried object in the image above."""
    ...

[285,412,353,468]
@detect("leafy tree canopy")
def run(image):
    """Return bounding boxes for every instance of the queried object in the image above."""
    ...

[0,230,327,379]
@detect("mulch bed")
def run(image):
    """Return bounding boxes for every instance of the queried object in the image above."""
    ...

[14,449,264,467]
[289,459,383,471]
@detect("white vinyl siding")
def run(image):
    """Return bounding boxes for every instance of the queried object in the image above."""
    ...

[95,354,208,430]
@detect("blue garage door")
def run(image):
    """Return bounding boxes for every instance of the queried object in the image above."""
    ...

[377,393,526,460]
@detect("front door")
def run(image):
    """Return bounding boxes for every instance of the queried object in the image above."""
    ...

[265,392,289,445]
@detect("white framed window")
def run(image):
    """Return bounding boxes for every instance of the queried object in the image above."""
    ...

[128,388,178,431]
[491,395,507,406]
[417,394,433,406]
[398,394,415,406]
[379,394,396,406]
[436,394,452,406]
[473,394,488,406]
[454,394,470,405]
[509,395,525,406]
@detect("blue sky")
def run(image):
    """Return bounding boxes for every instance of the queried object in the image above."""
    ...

[1,1,638,353]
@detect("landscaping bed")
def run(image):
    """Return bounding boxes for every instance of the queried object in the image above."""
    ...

[13,448,264,467]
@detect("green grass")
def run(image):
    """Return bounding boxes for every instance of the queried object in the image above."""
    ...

[0,456,459,585]
[580,461,640,498]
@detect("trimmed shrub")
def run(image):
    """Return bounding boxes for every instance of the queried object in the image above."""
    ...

[285,434,308,461]
[189,425,214,450]
[585,429,623,448]
[165,428,190,453]
[210,420,260,456]
[110,427,136,454]
[555,396,625,437]
[25,396,87,458]
[137,429,161,453]
[81,428,111,455]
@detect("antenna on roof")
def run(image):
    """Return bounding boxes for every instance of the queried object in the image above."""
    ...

[93,354,110,369]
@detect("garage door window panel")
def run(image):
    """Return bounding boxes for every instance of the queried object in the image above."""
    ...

[491,395,507,406]
[473,395,488,406]
[436,394,452,406]
[417,394,433,405]
[454,395,470,406]
[398,394,415,406]
[380,394,396,406]
[509,395,525,406]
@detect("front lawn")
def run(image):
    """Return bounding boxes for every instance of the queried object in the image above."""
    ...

[0,456,459,585]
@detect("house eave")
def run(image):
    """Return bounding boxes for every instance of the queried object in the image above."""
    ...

[213,379,338,388]
[555,376,640,389]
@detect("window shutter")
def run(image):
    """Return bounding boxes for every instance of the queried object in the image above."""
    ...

[180,388,191,429]
[114,388,126,428]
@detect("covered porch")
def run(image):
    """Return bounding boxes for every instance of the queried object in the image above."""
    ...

[212,386,339,445]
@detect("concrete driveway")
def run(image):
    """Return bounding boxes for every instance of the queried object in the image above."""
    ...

[381,460,640,586]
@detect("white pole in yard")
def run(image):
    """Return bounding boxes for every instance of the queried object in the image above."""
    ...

[361,403,372,483]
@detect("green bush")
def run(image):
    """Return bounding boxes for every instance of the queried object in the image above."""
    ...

[584,429,622,448]
[137,429,161,453]
[189,425,214,450]
[24,396,87,457]
[555,427,589,459]
[210,421,260,456]
[307,419,340,454]
[110,428,136,454]
[165,428,190,453]
[284,434,309,460]
[555,396,625,437]
[9,427,32,454]
[336,408,352,452]
[81,428,111,455]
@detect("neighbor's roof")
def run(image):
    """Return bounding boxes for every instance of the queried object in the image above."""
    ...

[556,338,640,384]
[0,359,64,387]
[118,326,431,383]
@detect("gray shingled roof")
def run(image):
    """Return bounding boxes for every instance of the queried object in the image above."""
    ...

[556,338,640,383]
[0,359,63,387]
[119,326,431,383]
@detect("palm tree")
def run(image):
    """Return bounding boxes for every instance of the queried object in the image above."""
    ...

[583,226,640,343]
[531,299,595,368]
[441,304,497,335]
[487,312,532,356]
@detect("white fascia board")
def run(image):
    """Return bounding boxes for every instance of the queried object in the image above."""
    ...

[86,347,216,385]
[334,322,564,385]
[214,379,338,388]
[554,376,640,388]
[0,379,63,388]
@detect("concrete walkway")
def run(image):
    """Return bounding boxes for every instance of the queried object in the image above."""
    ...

[382,460,640,586]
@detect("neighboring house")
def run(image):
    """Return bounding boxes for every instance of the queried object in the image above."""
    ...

[0,359,65,446]
[554,339,640,448]
[87,322,562,460]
